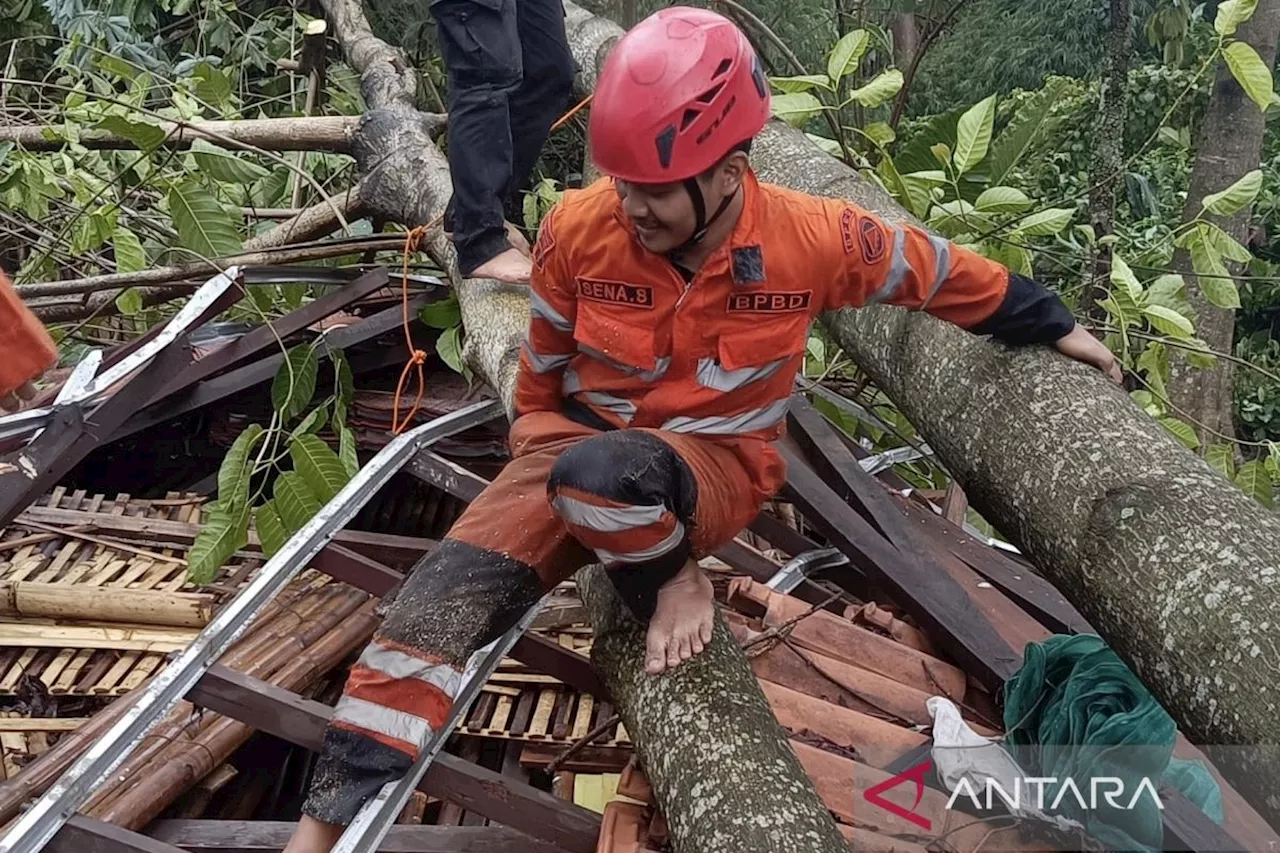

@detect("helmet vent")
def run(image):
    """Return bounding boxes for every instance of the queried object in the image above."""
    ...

[655,124,677,168]
[713,58,733,78]
[680,108,701,130]
[751,55,768,99]
[696,82,725,104]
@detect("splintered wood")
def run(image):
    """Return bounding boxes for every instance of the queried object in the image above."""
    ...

[0,488,251,697]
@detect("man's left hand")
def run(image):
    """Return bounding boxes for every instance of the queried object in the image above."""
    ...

[1054,323,1122,384]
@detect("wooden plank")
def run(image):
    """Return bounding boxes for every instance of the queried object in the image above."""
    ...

[0,623,195,653]
[0,717,88,732]
[185,666,600,853]
[49,815,190,853]
[780,445,1024,687]
[147,821,571,853]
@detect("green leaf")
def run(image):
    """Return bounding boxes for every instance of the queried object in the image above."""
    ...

[95,54,139,81]
[1183,226,1241,309]
[1159,416,1200,450]
[1144,305,1195,338]
[1137,342,1170,398]
[952,95,997,175]
[114,288,144,316]
[188,502,251,584]
[254,500,289,559]
[1202,221,1253,263]
[271,344,319,421]
[338,425,360,477]
[218,423,266,515]
[1202,169,1263,216]
[419,294,462,329]
[112,226,147,273]
[191,139,271,184]
[1205,443,1236,479]
[771,92,824,127]
[975,186,1032,213]
[273,470,323,533]
[334,350,355,412]
[1236,459,1274,507]
[1018,208,1075,236]
[862,122,896,148]
[1145,274,1190,312]
[1224,41,1274,112]
[1109,255,1144,303]
[95,115,166,152]
[847,69,903,109]
[771,74,831,94]
[291,405,328,438]
[1180,336,1219,369]
[168,181,243,260]
[805,133,843,156]
[1215,0,1258,36]
[290,434,351,505]
[191,62,232,106]
[828,29,871,82]
[986,78,1068,185]
[437,325,464,375]
[931,143,952,167]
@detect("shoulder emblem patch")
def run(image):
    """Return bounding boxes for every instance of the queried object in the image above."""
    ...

[857,215,888,265]
[531,211,557,272]
[840,207,857,255]
[576,277,655,309]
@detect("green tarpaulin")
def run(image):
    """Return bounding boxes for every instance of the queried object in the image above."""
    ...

[1003,633,1223,851]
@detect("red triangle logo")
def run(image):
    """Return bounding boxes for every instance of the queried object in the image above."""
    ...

[862,759,933,831]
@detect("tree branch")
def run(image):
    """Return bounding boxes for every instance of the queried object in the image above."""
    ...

[0,116,364,153]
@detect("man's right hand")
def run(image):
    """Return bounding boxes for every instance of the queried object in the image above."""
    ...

[0,380,39,414]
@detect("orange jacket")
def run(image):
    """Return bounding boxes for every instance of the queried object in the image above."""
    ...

[0,268,56,401]
[514,171,1073,497]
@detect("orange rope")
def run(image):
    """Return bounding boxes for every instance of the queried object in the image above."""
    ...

[551,93,593,132]
[391,216,441,435]
[391,97,590,435]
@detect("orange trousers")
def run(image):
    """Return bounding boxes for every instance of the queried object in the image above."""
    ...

[302,409,774,824]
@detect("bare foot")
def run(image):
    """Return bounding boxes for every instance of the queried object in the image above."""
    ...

[469,247,532,283]
[0,380,38,414]
[645,558,715,675]
[282,815,344,853]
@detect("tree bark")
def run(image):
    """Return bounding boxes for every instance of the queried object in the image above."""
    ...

[578,570,850,852]
[0,116,366,153]
[1078,0,1132,317]
[748,117,1280,823]
[1167,0,1280,445]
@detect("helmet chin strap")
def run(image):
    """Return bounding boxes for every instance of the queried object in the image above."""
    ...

[668,177,739,261]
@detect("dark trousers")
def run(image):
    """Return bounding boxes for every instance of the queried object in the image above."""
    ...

[433,0,576,276]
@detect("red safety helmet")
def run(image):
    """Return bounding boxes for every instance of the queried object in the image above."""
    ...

[589,6,771,184]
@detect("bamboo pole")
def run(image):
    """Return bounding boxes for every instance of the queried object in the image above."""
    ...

[93,596,379,828]
[0,581,213,628]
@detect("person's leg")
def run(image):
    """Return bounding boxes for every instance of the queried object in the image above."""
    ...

[508,0,576,200]
[284,426,595,853]
[433,0,522,277]
[545,430,764,675]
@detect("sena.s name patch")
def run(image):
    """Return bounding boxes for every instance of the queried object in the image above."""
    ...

[726,290,813,313]
[858,215,888,264]
[576,277,655,309]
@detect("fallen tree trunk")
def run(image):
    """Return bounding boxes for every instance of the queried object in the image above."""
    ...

[0,116,363,153]
[747,117,1280,821]
[315,0,850,849]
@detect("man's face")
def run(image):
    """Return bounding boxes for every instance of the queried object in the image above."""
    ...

[615,178,702,254]
[613,153,746,254]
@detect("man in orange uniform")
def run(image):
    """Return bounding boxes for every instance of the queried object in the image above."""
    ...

[283,7,1118,851]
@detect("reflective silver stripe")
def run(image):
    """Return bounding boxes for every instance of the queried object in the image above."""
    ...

[695,356,788,392]
[530,291,572,332]
[562,367,582,395]
[920,234,952,309]
[661,397,790,435]
[866,225,909,304]
[551,494,667,532]
[595,520,686,564]
[579,342,670,381]
[357,644,463,697]
[522,341,573,374]
[332,695,433,745]
[581,391,636,422]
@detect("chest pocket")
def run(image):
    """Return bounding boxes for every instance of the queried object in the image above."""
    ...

[573,301,662,376]
[703,293,812,393]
